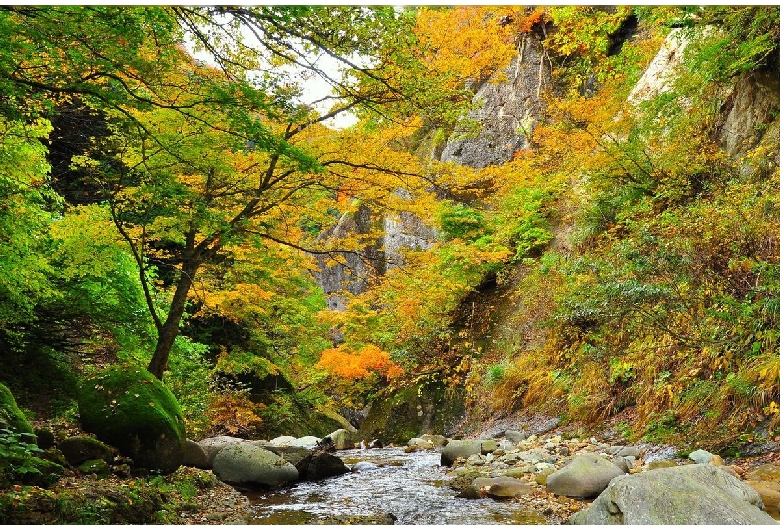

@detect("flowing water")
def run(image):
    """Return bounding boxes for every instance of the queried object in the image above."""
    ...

[245,447,547,525]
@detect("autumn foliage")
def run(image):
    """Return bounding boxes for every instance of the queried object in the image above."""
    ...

[316,344,404,380]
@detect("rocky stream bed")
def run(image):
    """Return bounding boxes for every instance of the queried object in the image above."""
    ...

[177,418,780,525]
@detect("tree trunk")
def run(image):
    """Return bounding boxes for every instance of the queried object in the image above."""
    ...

[147,260,198,379]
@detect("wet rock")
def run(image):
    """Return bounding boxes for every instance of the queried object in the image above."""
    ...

[688,448,714,464]
[311,513,397,525]
[546,454,625,499]
[352,461,379,472]
[441,440,485,467]
[474,476,533,499]
[297,451,350,481]
[570,464,777,525]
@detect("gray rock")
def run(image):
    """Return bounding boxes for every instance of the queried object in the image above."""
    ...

[517,449,553,464]
[198,435,245,467]
[440,37,549,169]
[613,456,632,474]
[352,461,379,472]
[326,429,354,450]
[570,464,778,525]
[289,436,320,448]
[420,434,448,447]
[212,443,298,488]
[441,439,485,467]
[261,444,312,467]
[268,435,297,446]
[646,459,677,470]
[688,448,714,464]
[474,476,532,499]
[481,440,498,454]
[504,429,527,443]
[546,454,625,498]
[297,451,350,481]
[182,438,210,468]
[407,437,435,450]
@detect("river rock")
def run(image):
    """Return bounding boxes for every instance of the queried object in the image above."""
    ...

[198,435,245,467]
[688,448,714,464]
[289,436,321,448]
[352,461,380,472]
[546,454,625,498]
[182,438,210,468]
[504,429,527,442]
[297,450,350,481]
[441,439,485,467]
[407,437,436,450]
[481,440,498,454]
[535,467,556,486]
[503,464,536,477]
[646,459,677,470]
[420,434,448,447]
[517,448,554,464]
[326,429,354,450]
[261,444,312,467]
[570,464,777,524]
[269,435,297,446]
[473,476,532,499]
[212,443,299,488]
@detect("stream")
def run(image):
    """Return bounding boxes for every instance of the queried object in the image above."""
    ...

[245,447,548,525]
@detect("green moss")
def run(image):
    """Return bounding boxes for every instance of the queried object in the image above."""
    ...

[0,383,33,436]
[78,366,186,474]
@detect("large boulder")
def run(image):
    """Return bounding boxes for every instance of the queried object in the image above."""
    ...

[326,428,354,450]
[182,439,210,468]
[198,435,245,467]
[546,454,625,498]
[570,464,777,525]
[58,436,113,467]
[78,366,186,474]
[441,440,485,467]
[0,383,34,439]
[297,450,350,481]
[260,444,312,467]
[212,442,298,488]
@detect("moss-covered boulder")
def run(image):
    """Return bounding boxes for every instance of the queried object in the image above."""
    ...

[58,436,112,467]
[0,383,33,439]
[78,367,186,475]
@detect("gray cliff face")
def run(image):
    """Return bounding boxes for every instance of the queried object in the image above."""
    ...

[313,200,436,312]
[440,35,550,169]
[312,38,551,306]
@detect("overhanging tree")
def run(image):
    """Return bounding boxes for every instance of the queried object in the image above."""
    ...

[0,6,489,379]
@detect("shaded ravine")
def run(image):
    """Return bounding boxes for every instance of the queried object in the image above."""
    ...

[245,447,547,525]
